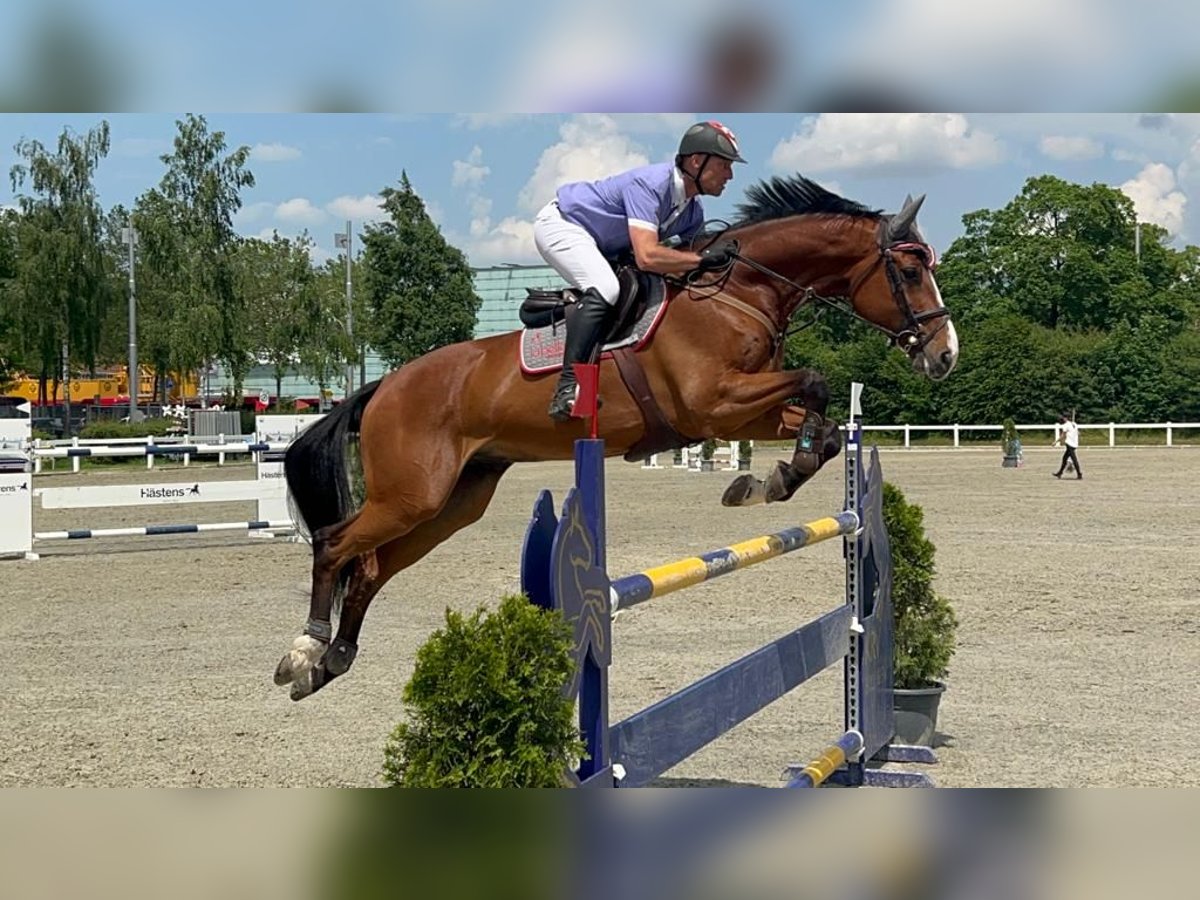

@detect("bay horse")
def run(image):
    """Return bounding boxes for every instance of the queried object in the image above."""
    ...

[274,175,958,699]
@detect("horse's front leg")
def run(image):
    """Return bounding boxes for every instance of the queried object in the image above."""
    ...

[703,368,828,422]
[711,371,841,507]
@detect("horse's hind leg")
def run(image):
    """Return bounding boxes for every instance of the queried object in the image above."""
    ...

[274,498,409,698]
[290,458,511,699]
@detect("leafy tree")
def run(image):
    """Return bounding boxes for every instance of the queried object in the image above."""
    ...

[360,172,480,367]
[8,120,114,415]
[133,114,254,401]
[302,257,360,402]
[0,208,23,384]
[232,233,316,406]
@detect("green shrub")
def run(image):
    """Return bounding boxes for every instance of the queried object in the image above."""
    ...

[882,482,958,689]
[78,417,178,440]
[737,440,752,460]
[383,594,585,787]
[700,438,718,461]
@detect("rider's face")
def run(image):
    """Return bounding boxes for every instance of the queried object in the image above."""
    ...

[687,155,734,195]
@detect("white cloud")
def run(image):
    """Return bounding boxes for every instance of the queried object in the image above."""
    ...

[452,146,490,188]
[275,198,326,225]
[1112,147,1148,164]
[1120,163,1187,236]
[1039,135,1103,161]
[325,194,386,223]
[234,201,275,227]
[517,115,650,212]
[771,114,1005,175]
[463,217,539,266]
[251,142,302,162]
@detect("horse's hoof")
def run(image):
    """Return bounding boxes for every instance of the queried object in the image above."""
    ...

[289,670,314,701]
[721,474,767,507]
[274,634,326,687]
[764,460,813,503]
[273,654,295,686]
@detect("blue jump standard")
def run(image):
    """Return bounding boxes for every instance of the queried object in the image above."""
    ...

[520,412,937,788]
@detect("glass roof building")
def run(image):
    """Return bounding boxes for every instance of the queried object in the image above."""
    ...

[473,264,565,338]
[206,264,567,402]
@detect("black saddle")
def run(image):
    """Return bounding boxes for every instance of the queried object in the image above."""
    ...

[520,267,665,345]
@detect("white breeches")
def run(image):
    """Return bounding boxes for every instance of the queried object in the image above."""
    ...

[533,201,620,305]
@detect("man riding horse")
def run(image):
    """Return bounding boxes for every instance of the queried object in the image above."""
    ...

[535,121,746,421]
[273,140,959,700]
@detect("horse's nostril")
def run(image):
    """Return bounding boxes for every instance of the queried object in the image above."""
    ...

[940,350,954,368]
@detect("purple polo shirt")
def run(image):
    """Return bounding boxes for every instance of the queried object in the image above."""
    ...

[555,162,704,256]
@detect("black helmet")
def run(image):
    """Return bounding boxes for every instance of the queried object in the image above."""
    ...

[678,121,746,163]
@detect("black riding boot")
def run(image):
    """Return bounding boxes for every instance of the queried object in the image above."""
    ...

[548,288,611,422]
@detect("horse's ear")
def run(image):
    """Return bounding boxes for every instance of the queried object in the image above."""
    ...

[887,194,926,242]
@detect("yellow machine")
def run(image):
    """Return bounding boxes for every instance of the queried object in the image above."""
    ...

[4,366,199,405]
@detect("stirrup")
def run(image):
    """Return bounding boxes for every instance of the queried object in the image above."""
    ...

[548,384,577,421]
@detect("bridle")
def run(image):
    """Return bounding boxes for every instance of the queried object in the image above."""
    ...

[688,223,952,357]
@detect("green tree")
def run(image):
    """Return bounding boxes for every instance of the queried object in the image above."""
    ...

[8,120,114,415]
[301,257,360,402]
[133,114,255,401]
[0,208,23,384]
[232,233,316,406]
[360,172,480,367]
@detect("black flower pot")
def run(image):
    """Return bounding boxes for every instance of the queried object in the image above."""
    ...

[893,682,945,747]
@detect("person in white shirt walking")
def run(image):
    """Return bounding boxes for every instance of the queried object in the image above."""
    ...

[1053,413,1083,479]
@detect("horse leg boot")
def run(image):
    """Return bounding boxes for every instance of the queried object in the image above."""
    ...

[548,288,611,422]
[721,406,843,507]
[762,411,843,503]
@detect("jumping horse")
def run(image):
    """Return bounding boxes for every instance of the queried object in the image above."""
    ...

[274,175,958,699]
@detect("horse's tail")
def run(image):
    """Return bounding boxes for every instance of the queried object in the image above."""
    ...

[284,379,382,541]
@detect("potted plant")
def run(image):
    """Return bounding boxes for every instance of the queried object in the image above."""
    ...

[736,440,753,471]
[382,594,584,787]
[882,481,958,747]
[1001,417,1023,468]
[699,438,717,472]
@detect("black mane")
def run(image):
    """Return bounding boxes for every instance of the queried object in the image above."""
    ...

[732,175,882,227]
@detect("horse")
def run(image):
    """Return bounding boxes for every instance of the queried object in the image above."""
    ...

[273,175,958,699]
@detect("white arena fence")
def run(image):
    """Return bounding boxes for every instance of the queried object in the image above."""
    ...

[0,415,323,560]
[859,422,1200,448]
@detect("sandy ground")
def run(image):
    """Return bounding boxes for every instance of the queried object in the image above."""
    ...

[2,446,1197,788]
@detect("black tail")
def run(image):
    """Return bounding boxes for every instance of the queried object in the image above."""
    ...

[284,379,382,539]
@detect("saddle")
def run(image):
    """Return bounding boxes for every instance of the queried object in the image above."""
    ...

[520,266,658,342]
[518,268,698,461]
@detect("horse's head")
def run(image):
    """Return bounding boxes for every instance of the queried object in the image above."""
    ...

[850,194,958,380]
[723,176,958,381]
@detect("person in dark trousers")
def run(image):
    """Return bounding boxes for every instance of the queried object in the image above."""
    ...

[1052,413,1083,479]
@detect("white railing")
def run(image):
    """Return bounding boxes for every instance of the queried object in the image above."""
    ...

[29,435,288,473]
[861,422,1200,448]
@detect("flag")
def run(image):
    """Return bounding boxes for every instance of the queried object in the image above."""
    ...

[572,363,600,421]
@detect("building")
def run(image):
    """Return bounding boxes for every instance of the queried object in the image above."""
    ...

[205,263,566,403]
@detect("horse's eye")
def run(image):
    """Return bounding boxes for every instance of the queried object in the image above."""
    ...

[901,267,921,281]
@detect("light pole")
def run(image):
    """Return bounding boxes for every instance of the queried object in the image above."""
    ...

[334,221,354,397]
[120,225,141,421]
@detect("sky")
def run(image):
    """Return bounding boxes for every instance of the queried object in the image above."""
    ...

[2,113,1199,270]
[3,1,1200,112]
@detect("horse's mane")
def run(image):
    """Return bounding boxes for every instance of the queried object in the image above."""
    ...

[731,174,882,228]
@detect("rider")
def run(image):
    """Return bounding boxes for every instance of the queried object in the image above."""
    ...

[533,120,746,421]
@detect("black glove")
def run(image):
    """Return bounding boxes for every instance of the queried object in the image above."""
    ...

[696,242,736,271]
